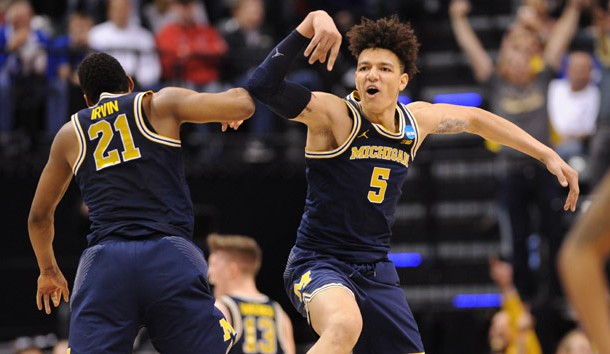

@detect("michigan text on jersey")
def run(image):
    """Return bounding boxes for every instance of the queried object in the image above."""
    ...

[239,303,275,317]
[349,145,410,167]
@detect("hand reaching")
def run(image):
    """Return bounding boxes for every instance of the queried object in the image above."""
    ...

[543,152,580,211]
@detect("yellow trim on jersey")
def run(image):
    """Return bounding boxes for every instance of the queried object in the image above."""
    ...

[402,104,421,159]
[133,91,181,147]
[304,100,362,159]
[71,113,87,175]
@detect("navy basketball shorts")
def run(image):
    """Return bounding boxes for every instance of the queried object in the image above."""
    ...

[284,246,425,354]
[68,236,235,354]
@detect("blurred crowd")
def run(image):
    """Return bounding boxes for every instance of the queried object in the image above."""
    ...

[0,0,402,162]
[3,0,610,353]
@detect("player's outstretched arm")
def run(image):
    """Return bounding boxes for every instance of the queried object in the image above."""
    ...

[559,172,610,353]
[409,101,579,211]
[28,123,75,314]
[247,10,342,125]
[151,87,254,126]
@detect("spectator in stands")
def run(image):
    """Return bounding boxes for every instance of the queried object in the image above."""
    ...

[156,0,226,92]
[587,4,610,188]
[488,256,542,354]
[449,0,585,309]
[46,12,93,135]
[88,0,161,90]
[142,0,209,34]
[0,0,49,150]
[218,0,277,162]
[547,50,600,161]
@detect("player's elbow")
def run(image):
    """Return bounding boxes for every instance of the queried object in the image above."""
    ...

[229,87,256,120]
[28,209,52,231]
[247,67,278,105]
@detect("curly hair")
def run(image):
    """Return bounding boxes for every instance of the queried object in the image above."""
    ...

[346,16,419,78]
[77,52,130,104]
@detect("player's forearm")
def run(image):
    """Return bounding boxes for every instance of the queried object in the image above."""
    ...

[247,30,312,119]
[28,216,59,272]
[468,108,555,163]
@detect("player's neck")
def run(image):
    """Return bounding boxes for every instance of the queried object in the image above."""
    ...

[229,278,261,297]
[362,105,399,133]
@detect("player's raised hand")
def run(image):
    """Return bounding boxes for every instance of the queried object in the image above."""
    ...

[36,267,69,315]
[301,11,342,71]
[543,153,580,211]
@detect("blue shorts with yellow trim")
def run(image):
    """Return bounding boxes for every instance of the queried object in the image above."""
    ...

[284,246,425,354]
[68,236,235,354]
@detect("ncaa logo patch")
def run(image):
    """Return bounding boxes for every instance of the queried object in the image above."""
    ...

[403,125,416,140]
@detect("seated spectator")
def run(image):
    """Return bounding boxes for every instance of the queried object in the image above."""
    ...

[0,0,49,150]
[156,0,226,92]
[548,51,600,161]
[46,12,93,135]
[489,257,542,354]
[88,0,161,90]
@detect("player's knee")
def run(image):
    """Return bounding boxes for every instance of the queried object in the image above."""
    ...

[325,311,362,347]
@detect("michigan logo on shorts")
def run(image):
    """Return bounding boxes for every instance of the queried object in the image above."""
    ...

[293,270,312,302]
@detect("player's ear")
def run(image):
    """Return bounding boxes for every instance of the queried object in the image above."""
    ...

[127,76,135,92]
[83,93,95,107]
[399,73,409,91]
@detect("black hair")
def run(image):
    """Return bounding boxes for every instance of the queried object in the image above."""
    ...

[77,52,130,104]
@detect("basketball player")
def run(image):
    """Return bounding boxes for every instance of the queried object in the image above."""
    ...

[559,172,610,354]
[247,10,579,354]
[207,234,296,354]
[28,52,253,353]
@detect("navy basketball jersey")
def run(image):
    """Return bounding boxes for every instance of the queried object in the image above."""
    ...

[296,91,421,263]
[220,295,288,354]
[71,91,194,245]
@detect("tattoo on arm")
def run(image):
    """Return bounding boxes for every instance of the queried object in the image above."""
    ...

[433,117,469,134]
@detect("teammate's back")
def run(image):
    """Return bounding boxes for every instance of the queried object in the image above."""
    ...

[28,52,254,353]
[72,91,193,245]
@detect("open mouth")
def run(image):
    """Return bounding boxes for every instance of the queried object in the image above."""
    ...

[366,87,380,96]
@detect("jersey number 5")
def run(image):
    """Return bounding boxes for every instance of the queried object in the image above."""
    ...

[88,114,141,171]
[368,167,390,204]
